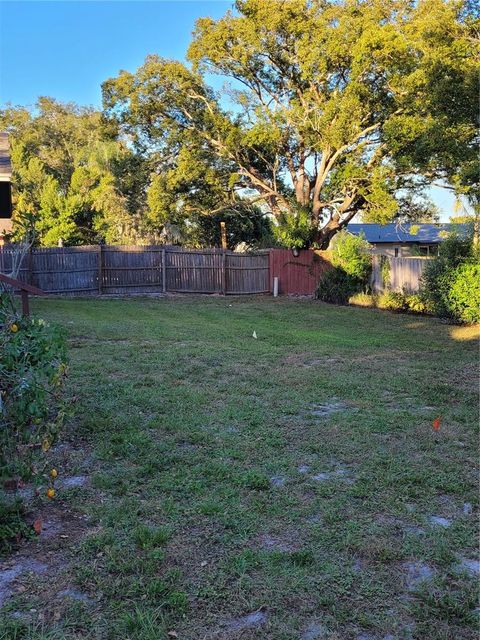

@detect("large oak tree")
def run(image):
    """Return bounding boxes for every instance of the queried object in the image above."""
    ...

[103,0,478,248]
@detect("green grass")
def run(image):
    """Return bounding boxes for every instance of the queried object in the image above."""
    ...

[1,296,478,639]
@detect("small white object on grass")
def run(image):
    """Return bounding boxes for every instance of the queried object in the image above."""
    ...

[252,331,257,339]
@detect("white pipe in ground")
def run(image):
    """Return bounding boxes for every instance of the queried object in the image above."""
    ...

[273,277,279,297]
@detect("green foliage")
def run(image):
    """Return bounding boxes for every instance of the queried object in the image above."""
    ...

[0,99,143,246]
[0,497,32,552]
[376,290,431,314]
[0,293,68,481]
[421,232,476,320]
[316,267,362,305]
[188,202,273,249]
[446,263,480,323]
[331,231,372,281]
[380,255,391,289]
[317,230,372,304]
[272,207,315,249]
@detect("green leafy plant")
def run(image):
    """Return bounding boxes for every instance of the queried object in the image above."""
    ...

[273,206,316,249]
[421,232,477,322]
[377,290,408,312]
[316,267,361,305]
[0,292,68,482]
[380,255,391,289]
[331,231,372,282]
[316,231,372,304]
[446,263,480,324]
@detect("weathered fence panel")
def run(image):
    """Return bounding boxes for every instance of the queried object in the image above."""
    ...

[101,245,164,294]
[166,248,225,293]
[32,246,99,294]
[225,252,269,294]
[269,249,332,295]
[372,255,430,292]
[0,245,271,296]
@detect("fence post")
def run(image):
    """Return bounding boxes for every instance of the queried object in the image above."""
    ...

[98,244,103,294]
[28,247,34,286]
[162,247,166,293]
[221,250,227,295]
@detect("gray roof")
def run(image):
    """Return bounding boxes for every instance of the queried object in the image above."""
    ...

[347,223,468,244]
[0,132,12,180]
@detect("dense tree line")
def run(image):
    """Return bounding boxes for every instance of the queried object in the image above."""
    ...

[1,0,478,248]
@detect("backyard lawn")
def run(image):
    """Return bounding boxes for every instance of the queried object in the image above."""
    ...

[1,296,478,640]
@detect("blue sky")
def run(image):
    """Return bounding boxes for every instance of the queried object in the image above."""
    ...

[0,0,456,219]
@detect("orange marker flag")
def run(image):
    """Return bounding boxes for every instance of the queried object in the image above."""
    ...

[433,417,441,430]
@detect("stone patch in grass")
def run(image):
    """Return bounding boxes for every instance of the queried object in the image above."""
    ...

[310,400,349,417]
[312,468,352,483]
[298,464,311,474]
[301,620,329,639]
[257,533,297,552]
[39,516,65,539]
[402,561,435,590]
[221,608,268,634]
[0,560,47,607]
[455,557,480,577]
[270,475,286,488]
[429,515,452,528]
[61,475,89,488]
[57,587,94,604]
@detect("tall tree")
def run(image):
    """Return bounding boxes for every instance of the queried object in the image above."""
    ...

[0,98,147,246]
[103,0,478,248]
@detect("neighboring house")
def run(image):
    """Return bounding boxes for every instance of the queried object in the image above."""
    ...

[0,132,13,245]
[347,223,467,258]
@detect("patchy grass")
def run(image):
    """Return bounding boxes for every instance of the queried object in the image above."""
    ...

[0,296,478,640]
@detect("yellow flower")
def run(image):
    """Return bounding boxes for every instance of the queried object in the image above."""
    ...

[10,324,18,333]
[50,469,58,479]
[42,439,51,452]
[46,488,55,499]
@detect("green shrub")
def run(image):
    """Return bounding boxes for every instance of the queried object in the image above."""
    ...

[316,267,362,305]
[348,292,376,307]
[316,231,372,304]
[421,233,474,319]
[446,263,480,323]
[0,292,68,482]
[331,230,372,282]
[405,293,431,314]
[376,290,432,314]
[377,291,408,311]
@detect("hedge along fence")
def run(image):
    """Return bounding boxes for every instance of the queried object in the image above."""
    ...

[371,255,431,293]
[0,245,270,296]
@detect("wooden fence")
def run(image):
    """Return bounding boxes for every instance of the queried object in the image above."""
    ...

[371,255,430,292]
[269,249,333,295]
[0,245,430,297]
[0,245,270,296]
